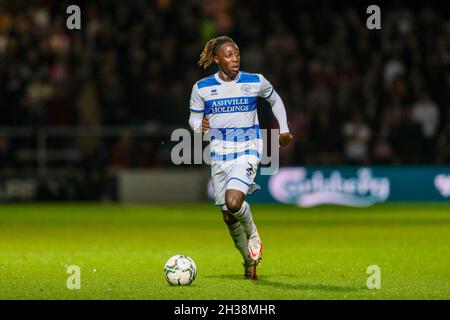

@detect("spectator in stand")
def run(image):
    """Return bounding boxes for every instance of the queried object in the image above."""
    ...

[342,112,372,164]
[436,114,450,164]
[372,111,394,164]
[392,107,424,164]
[0,135,13,169]
[309,111,343,164]
[412,91,440,162]
[109,134,133,170]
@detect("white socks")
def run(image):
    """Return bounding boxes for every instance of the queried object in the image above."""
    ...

[231,201,258,239]
[226,221,251,262]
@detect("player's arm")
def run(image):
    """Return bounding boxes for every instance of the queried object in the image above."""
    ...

[188,84,209,133]
[258,75,293,147]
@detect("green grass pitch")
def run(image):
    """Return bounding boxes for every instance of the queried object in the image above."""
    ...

[0,202,449,300]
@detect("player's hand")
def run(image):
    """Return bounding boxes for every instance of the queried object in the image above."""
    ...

[279,132,293,147]
[201,117,210,133]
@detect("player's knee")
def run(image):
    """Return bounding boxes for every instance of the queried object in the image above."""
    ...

[225,196,243,214]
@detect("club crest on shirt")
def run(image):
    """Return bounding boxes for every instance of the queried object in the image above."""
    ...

[240,84,252,95]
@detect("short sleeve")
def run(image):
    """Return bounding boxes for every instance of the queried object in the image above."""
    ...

[258,74,274,99]
[189,83,204,113]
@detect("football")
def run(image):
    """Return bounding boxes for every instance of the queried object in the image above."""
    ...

[163,255,197,286]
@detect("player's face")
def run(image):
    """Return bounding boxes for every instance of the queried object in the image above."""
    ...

[214,42,240,78]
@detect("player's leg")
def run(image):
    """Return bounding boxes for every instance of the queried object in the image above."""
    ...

[221,209,252,263]
[211,161,251,268]
[225,190,262,260]
[225,159,260,240]
[225,159,263,263]
[224,190,261,280]
[225,189,255,236]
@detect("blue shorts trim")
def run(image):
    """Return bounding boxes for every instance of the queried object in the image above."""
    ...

[227,177,251,187]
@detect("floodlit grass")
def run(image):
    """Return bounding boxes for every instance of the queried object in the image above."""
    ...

[0,203,449,299]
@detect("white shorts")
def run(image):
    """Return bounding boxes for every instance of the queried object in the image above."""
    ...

[211,155,259,207]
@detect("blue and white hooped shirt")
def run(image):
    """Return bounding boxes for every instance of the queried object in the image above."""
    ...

[189,71,274,161]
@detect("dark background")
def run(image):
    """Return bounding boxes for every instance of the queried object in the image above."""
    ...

[0,0,449,199]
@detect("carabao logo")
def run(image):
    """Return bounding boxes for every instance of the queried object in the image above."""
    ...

[434,174,450,197]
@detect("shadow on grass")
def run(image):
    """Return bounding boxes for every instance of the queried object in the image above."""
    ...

[204,274,246,281]
[204,274,362,292]
[254,279,361,292]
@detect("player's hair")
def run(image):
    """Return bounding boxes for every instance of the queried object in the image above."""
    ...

[198,36,235,69]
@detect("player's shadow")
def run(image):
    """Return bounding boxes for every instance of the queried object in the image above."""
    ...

[254,278,361,292]
[204,274,360,292]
